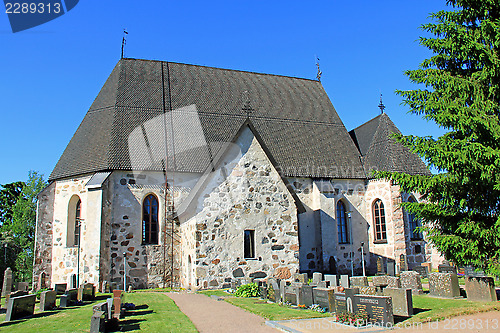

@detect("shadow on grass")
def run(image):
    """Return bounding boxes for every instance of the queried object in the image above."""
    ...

[413,307,431,315]
[95,295,112,301]
[125,309,153,317]
[119,318,146,332]
[0,309,62,327]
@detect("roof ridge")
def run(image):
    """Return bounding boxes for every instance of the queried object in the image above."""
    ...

[121,57,320,83]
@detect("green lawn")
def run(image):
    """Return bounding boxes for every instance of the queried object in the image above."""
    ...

[398,295,500,325]
[0,292,197,333]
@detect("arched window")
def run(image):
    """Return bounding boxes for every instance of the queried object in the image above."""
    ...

[143,194,159,245]
[67,195,81,247]
[74,199,81,246]
[337,201,349,244]
[407,197,422,240]
[373,199,387,242]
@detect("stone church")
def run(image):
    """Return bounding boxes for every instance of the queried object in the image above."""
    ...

[33,58,443,290]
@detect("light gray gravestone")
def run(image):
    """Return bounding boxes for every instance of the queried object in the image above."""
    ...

[5,294,36,321]
[39,290,57,311]
[383,287,413,316]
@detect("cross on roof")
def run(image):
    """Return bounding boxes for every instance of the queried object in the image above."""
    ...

[378,94,386,114]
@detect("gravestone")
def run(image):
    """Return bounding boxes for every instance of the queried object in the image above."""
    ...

[2,267,13,297]
[298,285,314,307]
[412,266,428,278]
[428,272,460,298]
[334,293,349,313]
[324,274,337,287]
[39,290,57,311]
[463,266,486,278]
[400,271,423,294]
[259,281,268,299]
[383,288,413,316]
[354,295,394,325]
[5,294,36,321]
[333,287,359,314]
[312,272,322,286]
[387,259,396,276]
[55,283,67,295]
[16,282,29,292]
[279,280,289,303]
[399,254,408,272]
[61,288,79,307]
[112,290,125,319]
[317,281,329,288]
[285,292,297,305]
[349,276,368,287]
[90,310,105,333]
[376,257,385,275]
[312,287,335,311]
[267,279,280,303]
[78,283,95,301]
[438,265,457,274]
[465,277,497,302]
[340,275,349,288]
[357,286,377,295]
[372,275,401,288]
[106,298,114,320]
[296,273,308,284]
[6,290,27,304]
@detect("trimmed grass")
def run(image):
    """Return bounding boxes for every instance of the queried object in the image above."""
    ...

[197,289,232,297]
[224,297,331,321]
[0,292,197,333]
[398,295,500,325]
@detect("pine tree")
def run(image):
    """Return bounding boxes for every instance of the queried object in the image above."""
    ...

[377,0,500,275]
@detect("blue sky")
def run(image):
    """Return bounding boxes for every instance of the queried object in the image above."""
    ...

[0,0,448,185]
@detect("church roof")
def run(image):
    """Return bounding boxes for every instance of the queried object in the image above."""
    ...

[49,58,366,181]
[349,113,431,177]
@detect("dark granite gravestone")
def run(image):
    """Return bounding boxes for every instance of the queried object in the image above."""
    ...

[400,271,423,294]
[358,286,377,295]
[413,266,428,278]
[267,279,280,303]
[383,288,413,316]
[2,267,13,297]
[6,290,27,305]
[350,276,368,287]
[324,274,337,287]
[376,257,385,275]
[298,285,314,307]
[16,282,29,292]
[55,283,67,295]
[428,272,460,298]
[399,254,408,272]
[39,290,57,311]
[465,277,497,302]
[387,259,396,277]
[463,266,486,278]
[5,294,36,321]
[372,275,401,288]
[312,272,322,286]
[438,265,457,274]
[312,287,335,311]
[61,288,79,307]
[259,285,268,299]
[334,293,349,313]
[354,295,394,325]
[333,287,359,313]
[340,275,349,288]
[78,283,96,301]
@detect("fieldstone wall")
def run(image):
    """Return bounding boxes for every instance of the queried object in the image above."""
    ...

[184,127,299,288]
[33,182,56,289]
[50,175,102,286]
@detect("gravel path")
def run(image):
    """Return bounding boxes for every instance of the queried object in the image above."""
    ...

[167,292,278,333]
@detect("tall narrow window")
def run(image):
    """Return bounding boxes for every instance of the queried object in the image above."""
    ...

[337,201,349,244]
[244,230,255,259]
[373,199,387,242]
[74,199,81,246]
[143,194,159,245]
[408,197,422,240]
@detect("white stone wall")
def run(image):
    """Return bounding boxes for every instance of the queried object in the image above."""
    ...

[180,126,300,288]
[50,175,102,287]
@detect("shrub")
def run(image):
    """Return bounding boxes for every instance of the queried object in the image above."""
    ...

[234,283,260,297]
[336,311,368,326]
[35,288,49,300]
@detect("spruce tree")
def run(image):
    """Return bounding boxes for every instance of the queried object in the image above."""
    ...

[377,0,500,274]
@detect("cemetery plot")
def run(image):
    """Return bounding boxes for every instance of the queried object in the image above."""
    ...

[354,295,394,326]
[5,294,36,321]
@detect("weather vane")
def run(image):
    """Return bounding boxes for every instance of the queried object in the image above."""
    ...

[316,57,322,82]
[121,29,128,59]
[378,94,386,114]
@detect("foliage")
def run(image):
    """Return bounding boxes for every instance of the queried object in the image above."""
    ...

[34,288,49,300]
[376,0,500,275]
[0,171,47,282]
[309,303,326,313]
[336,311,369,326]
[234,283,260,297]
[0,181,24,225]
